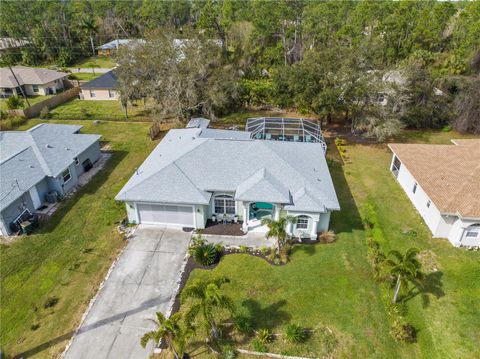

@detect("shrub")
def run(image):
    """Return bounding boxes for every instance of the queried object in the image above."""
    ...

[390,317,416,342]
[39,106,50,119]
[319,230,336,243]
[257,328,273,344]
[260,246,270,256]
[192,243,218,266]
[5,96,24,110]
[284,324,307,343]
[251,338,267,352]
[233,314,253,335]
[279,246,289,264]
[239,245,249,253]
[215,242,225,254]
[268,247,277,262]
[222,345,237,359]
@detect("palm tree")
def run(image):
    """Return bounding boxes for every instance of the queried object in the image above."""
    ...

[182,277,235,340]
[80,16,98,57]
[385,248,422,303]
[261,216,296,254]
[140,312,187,359]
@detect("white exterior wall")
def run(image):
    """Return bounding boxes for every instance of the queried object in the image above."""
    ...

[81,88,118,100]
[392,154,443,235]
[449,218,480,247]
[391,153,480,247]
[24,79,65,96]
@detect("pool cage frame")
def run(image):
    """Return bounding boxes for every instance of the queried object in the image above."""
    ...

[246,117,327,152]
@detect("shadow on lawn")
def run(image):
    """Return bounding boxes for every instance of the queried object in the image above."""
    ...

[326,139,363,234]
[241,299,291,329]
[13,293,164,358]
[34,149,127,235]
[404,271,445,307]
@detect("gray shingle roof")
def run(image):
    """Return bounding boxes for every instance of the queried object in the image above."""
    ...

[116,128,339,213]
[0,124,101,210]
[199,128,252,140]
[81,71,118,89]
[0,66,67,87]
[235,168,291,203]
[186,118,210,129]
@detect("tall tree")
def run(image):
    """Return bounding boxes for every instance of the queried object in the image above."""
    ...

[182,277,235,340]
[385,248,422,303]
[140,312,188,359]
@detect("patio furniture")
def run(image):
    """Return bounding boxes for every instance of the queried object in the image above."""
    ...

[212,214,217,222]
[265,133,272,140]
[217,213,225,224]
[233,214,239,224]
[305,135,312,142]
[293,135,299,142]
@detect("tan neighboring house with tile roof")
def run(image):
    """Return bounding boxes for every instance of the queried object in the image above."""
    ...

[0,66,68,97]
[388,139,480,247]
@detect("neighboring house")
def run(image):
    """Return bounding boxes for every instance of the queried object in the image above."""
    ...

[80,71,118,100]
[0,124,101,236]
[96,39,145,56]
[0,66,68,97]
[389,139,480,247]
[116,118,340,239]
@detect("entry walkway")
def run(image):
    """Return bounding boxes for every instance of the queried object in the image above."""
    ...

[64,225,191,359]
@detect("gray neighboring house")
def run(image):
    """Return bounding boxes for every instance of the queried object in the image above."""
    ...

[116,119,340,239]
[0,66,68,97]
[0,124,101,236]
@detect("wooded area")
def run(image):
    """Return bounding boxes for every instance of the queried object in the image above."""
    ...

[1,0,479,137]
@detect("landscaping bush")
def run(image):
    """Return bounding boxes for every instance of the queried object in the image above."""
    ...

[222,344,237,359]
[259,246,270,256]
[389,316,416,342]
[192,243,218,266]
[232,314,253,335]
[319,230,336,243]
[279,245,290,264]
[256,328,273,344]
[284,324,307,343]
[39,106,50,119]
[239,245,249,253]
[268,247,277,262]
[251,338,267,352]
[5,96,24,110]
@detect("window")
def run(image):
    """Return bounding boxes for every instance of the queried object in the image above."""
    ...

[214,194,235,214]
[108,90,115,98]
[74,157,79,166]
[413,182,417,194]
[32,85,39,93]
[391,156,401,177]
[296,215,309,229]
[426,200,431,208]
[62,168,71,183]
[465,225,480,238]
[89,90,96,98]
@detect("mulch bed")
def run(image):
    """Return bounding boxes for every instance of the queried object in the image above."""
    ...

[201,220,245,236]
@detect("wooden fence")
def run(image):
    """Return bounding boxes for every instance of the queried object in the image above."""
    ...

[7,87,80,118]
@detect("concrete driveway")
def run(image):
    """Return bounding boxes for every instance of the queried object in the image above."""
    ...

[64,225,191,359]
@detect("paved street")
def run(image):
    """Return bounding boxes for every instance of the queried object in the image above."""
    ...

[64,225,191,359]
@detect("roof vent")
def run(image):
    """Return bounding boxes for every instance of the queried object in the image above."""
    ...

[29,165,34,168]
[65,147,70,150]
[45,144,53,148]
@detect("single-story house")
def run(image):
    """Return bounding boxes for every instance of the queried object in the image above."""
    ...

[80,71,118,100]
[116,118,340,239]
[96,39,145,56]
[0,124,101,236]
[0,66,68,97]
[389,139,480,247]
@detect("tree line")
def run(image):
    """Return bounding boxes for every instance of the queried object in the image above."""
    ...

[1,0,479,137]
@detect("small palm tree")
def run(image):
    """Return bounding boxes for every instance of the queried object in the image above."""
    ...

[385,248,422,303]
[261,216,296,254]
[140,312,187,359]
[182,277,235,340]
[80,16,98,57]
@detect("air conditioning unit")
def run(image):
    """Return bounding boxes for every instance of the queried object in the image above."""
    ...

[45,191,58,204]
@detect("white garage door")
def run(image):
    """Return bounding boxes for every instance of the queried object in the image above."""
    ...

[137,203,194,226]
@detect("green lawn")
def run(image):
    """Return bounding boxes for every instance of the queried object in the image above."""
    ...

[182,130,480,358]
[0,119,159,358]
[71,56,116,69]
[49,99,155,122]
[71,72,102,81]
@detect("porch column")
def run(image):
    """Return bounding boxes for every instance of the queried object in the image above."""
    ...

[310,220,318,239]
[274,205,281,221]
[242,202,249,232]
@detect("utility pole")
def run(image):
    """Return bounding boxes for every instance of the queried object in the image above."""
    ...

[8,65,30,107]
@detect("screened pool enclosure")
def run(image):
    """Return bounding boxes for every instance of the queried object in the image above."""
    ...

[246,117,327,152]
